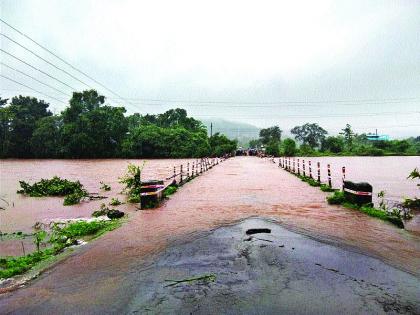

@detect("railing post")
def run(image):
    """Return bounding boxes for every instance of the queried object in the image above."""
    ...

[328,164,332,188]
[292,158,295,173]
[317,162,321,183]
[309,161,312,179]
[180,164,183,183]
[297,158,300,175]
[187,162,190,179]
[192,162,195,177]
[342,166,346,182]
[303,159,306,177]
[173,166,176,184]
[200,159,203,174]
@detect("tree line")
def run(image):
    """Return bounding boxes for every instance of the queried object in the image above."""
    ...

[0,90,237,158]
[250,123,420,156]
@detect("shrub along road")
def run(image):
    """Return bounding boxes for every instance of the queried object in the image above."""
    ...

[1,157,419,313]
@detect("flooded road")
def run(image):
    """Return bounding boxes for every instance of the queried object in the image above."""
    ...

[0,157,419,312]
[297,156,419,203]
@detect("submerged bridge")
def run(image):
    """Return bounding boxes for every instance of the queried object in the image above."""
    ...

[1,157,419,314]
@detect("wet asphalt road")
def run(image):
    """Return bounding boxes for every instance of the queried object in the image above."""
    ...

[126,218,420,315]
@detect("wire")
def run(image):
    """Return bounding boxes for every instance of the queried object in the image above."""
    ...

[1,32,94,89]
[1,62,71,97]
[0,74,67,104]
[0,48,77,90]
[0,18,132,104]
[192,111,420,119]
[96,96,420,105]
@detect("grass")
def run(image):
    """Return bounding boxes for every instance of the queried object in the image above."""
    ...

[163,185,178,198]
[280,164,405,228]
[0,219,122,280]
[326,191,346,204]
[326,191,404,228]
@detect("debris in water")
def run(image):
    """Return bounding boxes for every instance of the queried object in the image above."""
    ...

[164,274,216,287]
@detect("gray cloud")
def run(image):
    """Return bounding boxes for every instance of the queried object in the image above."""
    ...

[1,0,419,138]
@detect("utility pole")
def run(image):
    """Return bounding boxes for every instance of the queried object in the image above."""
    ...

[210,122,213,138]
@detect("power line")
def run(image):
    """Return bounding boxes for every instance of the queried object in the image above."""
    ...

[192,111,420,119]
[1,32,93,89]
[0,48,77,91]
[0,18,131,104]
[101,96,420,105]
[94,100,420,108]
[1,62,71,97]
[0,74,66,104]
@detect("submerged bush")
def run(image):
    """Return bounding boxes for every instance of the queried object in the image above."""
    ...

[0,219,123,279]
[402,198,420,209]
[109,197,123,206]
[320,184,336,192]
[100,181,111,191]
[18,176,87,205]
[119,163,145,203]
[163,185,178,198]
[327,191,346,205]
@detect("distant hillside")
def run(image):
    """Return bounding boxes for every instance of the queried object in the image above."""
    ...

[201,118,260,147]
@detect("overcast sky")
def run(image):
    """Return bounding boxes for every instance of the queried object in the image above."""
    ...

[1,0,419,138]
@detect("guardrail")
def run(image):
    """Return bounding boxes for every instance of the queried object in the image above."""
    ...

[272,156,346,190]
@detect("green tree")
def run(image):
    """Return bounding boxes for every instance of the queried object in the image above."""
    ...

[0,102,11,157]
[291,123,327,149]
[61,90,127,158]
[210,132,237,156]
[281,138,297,156]
[6,96,52,157]
[339,124,355,150]
[259,126,282,145]
[321,136,345,153]
[248,139,262,149]
[265,141,280,156]
[31,116,62,157]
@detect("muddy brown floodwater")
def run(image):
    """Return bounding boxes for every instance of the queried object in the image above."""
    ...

[0,156,419,312]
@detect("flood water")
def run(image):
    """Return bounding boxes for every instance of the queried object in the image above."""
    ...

[291,156,419,203]
[0,156,419,259]
[0,158,197,234]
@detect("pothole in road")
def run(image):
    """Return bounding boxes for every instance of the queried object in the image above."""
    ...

[246,228,271,235]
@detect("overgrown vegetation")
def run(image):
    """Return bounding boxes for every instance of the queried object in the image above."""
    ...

[0,91,236,159]
[249,123,419,156]
[17,176,88,205]
[119,163,144,203]
[0,219,122,279]
[163,185,178,198]
[326,191,404,228]
[403,168,420,209]
[326,191,346,204]
[100,181,111,191]
[109,197,123,206]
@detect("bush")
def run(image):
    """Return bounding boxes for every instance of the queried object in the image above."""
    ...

[320,184,336,192]
[18,176,87,205]
[163,185,178,198]
[109,198,123,206]
[100,181,111,191]
[119,163,144,203]
[327,191,346,204]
